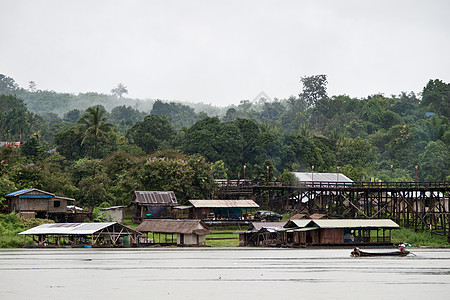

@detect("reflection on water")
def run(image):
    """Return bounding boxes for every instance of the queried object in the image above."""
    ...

[0,248,449,299]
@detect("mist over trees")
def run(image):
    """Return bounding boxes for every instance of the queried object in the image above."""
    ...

[0,73,449,208]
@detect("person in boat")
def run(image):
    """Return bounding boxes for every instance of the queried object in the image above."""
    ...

[351,247,361,257]
[399,243,411,252]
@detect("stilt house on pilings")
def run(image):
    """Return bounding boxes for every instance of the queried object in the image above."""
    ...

[136,219,212,246]
[280,219,399,247]
[132,191,178,222]
[19,222,143,247]
[5,188,76,222]
[188,199,259,220]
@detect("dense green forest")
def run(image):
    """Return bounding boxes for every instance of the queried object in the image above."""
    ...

[0,73,449,209]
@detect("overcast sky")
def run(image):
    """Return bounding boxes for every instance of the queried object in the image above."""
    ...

[1,0,449,106]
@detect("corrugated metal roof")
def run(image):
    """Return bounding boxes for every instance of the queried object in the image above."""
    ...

[188,199,259,208]
[293,172,354,184]
[99,206,126,211]
[133,191,178,206]
[250,222,286,231]
[19,222,116,235]
[285,219,314,228]
[284,219,399,229]
[137,219,212,235]
[294,227,319,232]
[312,219,399,229]
[5,188,54,197]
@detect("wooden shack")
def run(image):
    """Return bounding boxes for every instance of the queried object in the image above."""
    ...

[238,222,286,246]
[188,199,259,220]
[100,206,126,223]
[5,188,75,222]
[136,219,212,246]
[19,222,143,247]
[282,219,400,247]
[132,191,178,222]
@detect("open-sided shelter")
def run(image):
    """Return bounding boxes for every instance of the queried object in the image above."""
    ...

[238,222,286,246]
[19,222,143,247]
[5,188,75,222]
[188,199,259,220]
[132,191,178,222]
[137,219,212,245]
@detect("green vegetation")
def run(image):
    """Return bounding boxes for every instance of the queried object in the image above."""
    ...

[0,73,449,247]
[0,213,53,248]
[206,230,240,247]
[392,228,450,247]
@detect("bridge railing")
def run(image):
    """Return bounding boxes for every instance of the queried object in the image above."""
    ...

[216,180,449,189]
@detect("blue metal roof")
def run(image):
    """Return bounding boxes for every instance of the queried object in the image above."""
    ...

[5,188,54,198]
[5,188,34,197]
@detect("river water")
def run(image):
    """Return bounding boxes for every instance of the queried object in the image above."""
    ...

[0,247,449,300]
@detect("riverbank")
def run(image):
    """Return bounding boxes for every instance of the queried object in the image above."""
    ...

[1,212,449,248]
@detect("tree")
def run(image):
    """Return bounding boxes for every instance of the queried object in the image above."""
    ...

[111,83,128,98]
[0,74,19,93]
[126,115,175,154]
[28,81,37,92]
[151,100,198,128]
[211,160,228,179]
[182,117,244,172]
[138,150,215,203]
[299,75,328,107]
[77,106,115,159]
[421,79,449,118]
[63,109,81,123]
[21,135,43,161]
[0,94,28,141]
[109,105,145,125]
[419,140,449,181]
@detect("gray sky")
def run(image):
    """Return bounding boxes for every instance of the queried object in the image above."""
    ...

[1,0,449,106]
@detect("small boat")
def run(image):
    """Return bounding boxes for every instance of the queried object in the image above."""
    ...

[351,247,410,257]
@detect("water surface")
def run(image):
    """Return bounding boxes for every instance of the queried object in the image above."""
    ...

[0,248,449,299]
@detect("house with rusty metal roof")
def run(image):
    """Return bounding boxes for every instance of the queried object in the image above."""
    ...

[132,191,178,222]
[136,219,212,246]
[188,199,259,220]
[19,222,143,247]
[5,188,75,222]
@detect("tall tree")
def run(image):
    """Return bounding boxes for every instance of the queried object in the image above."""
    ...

[77,106,115,159]
[299,75,328,107]
[111,83,128,98]
[126,115,175,154]
[421,79,450,118]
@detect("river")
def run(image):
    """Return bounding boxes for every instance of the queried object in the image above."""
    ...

[0,247,449,299]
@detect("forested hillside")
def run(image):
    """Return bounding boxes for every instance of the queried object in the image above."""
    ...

[0,73,448,208]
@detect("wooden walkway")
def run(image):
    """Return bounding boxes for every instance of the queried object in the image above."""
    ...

[215,180,450,241]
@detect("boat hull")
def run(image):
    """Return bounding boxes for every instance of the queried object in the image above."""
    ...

[351,249,410,257]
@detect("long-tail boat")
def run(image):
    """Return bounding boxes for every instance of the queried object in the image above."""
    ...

[350,247,410,257]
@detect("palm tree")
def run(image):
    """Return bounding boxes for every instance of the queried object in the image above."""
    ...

[77,106,115,158]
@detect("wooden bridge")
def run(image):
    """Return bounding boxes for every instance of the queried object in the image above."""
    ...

[215,180,450,241]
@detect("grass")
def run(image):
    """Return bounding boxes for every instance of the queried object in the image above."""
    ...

[2,214,449,248]
[205,229,239,247]
[0,213,53,248]
[392,227,450,247]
